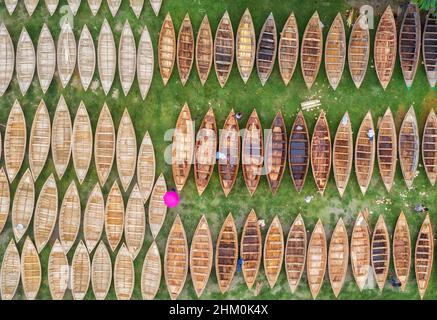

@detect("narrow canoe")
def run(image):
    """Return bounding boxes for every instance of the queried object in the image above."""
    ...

[52,96,72,179]
[105,181,125,252]
[5,0,18,14]
[285,214,307,293]
[393,212,411,291]
[328,218,348,298]
[149,173,167,238]
[114,244,135,300]
[377,108,397,192]
[423,109,437,186]
[355,111,375,195]
[78,25,96,91]
[72,101,93,184]
[177,14,194,86]
[141,241,161,300]
[125,184,145,259]
[24,0,39,16]
[137,26,154,100]
[301,12,323,89]
[0,240,20,300]
[311,111,331,195]
[48,240,69,300]
[371,215,390,291]
[45,0,58,15]
[150,0,161,16]
[130,0,144,18]
[84,184,105,253]
[37,24,55,93]
[236,8,255,83]
[107,0,121,16]
[196,15,213,85]
[333,112,353,197]
[278,13,299,85]
[5,100,26,182]
[59,181,81,254]
[348,14,370,88]
[289,111,309,193]
[137,131,156,202]
[57,21,76,88]
[95,103,115,186]
[257,13,277,85]
[415,214,434,299]
[399,106,419,188]
[91,241,112,300]
[307,219,327,299]
[21,237,41,300]
[325,13,346,90]
[87,0,101,15]
[12,169,34,242]
[351,210,370,291]
[0,168,10,234]
[0,24,14,96]
[158,13,176,86]
[214,11,234,88]
[241,209,262,289]
[423,11,437,88]
[71,240,90,300]
[264,216,284,288]
[68,0,81,15]
[98,19,116,95]
[119,20,136,96]
[117,108,137,192]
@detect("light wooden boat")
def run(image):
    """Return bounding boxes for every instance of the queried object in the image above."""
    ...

[177,14,194,86]
[91,241,112,300]
[117,108,137,191]
[311,111,331,195]
[125,184,145,259]
[72,101,93,184]
[137,26,154,100]
[87,0,101,15]
[95,103,115,186]
[328,218,348,298]
[301,12,323,89]
[257,13,277,85]
[105,181,125,252]
[159,13,176,86]
[68,0,81,15]
[423,11,437,88]
[130,0,144,18]
[107,0,121,16]
[0,24,14,96]
[119,20,136,96]
[0,239,20,300]
[190,215,213,297]
[48,240,69,300]
[21,237,41,300]
[12,169,34,242]
[348,14,370,88]
[45,0,58,15]
[333,112,353,197]
[37,24,55,94]
[165,214,188,300]
[423,109,437,185]
[149,173,167,238]
[325,13,345,90]
[29,100,51,180]
[5,0,18,14]
[59,181,81,254]
[371,215,390,291]
[236,8,255,83]
[278,13,299,85]
[57,21,76,88]
[241,209,261,289]
[141,241,161,300]
[196,15,213,85]
[214,11,234,87]
[307,219,327,299]
[114,244,135,300]
[289,111,309,193]
[399,106,419,188]
[415,213,433,299]
[0,168,10,235]
[374,6,397,90]
[350,210,370,291]
[150,0,161,16]
[355,111,375,195]
[393,212,411,291]
[377,108,397,192]
[78,25,96,91]
[137,131,155,202]
[98,19,116,95]
[71,240,90,300]
[264,216,284,288]
[52,96,72,179]
[5,100,26,182]
[84,183,105,253]
[194,107,217,196]
[285,214,307,293]
[24,0,39,16]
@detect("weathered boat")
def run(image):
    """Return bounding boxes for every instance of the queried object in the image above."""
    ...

[141,241,161,300]
[377,108,397,192]
[333,112,353,197]
[423,11,437,88]
[236,9,255,83]
[37,24,55,93]
[307,219,327,299]
[150,0,161,16]
[24,0,39,16]
[0,168,10,235]
[399,106,419,188]
[264,216,284,288]
[48,240,69,300]
[87,0,101,15]
[289,111,309,192]
[59,181,81,254]
[350,210,370,291]
[21,237,41,300]
[0,24,14,96]
[45,0,58,15]
[130,0,144,18]
[84,183,105,253]
[301,12,323,89]
[415,214,433,299]
[348,14,370,88]
[114,244,135,300]
[71,240,90,300]
[325,13,346,90]
[328,218,348,298]
[393,212,411,291]
[196,15,213,85]
[72,101,93,184]
[0,240,20,300]
[158,13,176,86]
[12,169,34,242]
[355,111,375,195]
[119,21,136,96]
[107,0,121,16]
[5,0,18,14]
[137,26,154,100]
[240,210,262,289]
[52,96,72,179]
[125,184,145,259]
[149,173,167,238]
[91,241,112,300]
[285,214,307,293]
[137,131,155,202]
[98,19,116,95]
[78,25,96,91]
[214,11,234,87]
[177,14,194,86]
[105,181,125,252]
[371,215,390,291]
[57,21,77,88]
[423,109,437,185]
[278,13,299,85]
[95,103,115,186]
[68,0,81,15]
[117,108,137,192]
[257,13,277,86]
[311,111,331,195]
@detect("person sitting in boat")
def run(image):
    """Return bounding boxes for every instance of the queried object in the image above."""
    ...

[367,128,375,141]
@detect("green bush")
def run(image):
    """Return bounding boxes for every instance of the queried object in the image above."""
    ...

[414,0,437,11]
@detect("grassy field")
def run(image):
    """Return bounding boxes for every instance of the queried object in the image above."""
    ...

[0,0,436,300]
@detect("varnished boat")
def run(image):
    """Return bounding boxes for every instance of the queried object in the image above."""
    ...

[214,11,234,87]
[107,0,121,16]
[72,101,93,184]
[0,24,14,96]
[196,15,213,85]
[141,241,161,300]
[137,131,155,202]
[0,240,20,300]
[84,183,105,253]
[45,0,58,15]
[57,20,76,88]
[350,210,370,291]
[355,111,375,195]
[68,0,81,15]
[289,111,309,192]
[52,96,72,179]
[371,215,390,291]
[377,108,397,191]
[105,181,125,252]
[328,218,348,298]
[37,24,55,93]
[119,21,136,96]
[5,100,26,182]
[158,13,176,86]
[130,0,144,18]
[95,103,115,186]
[149,173,167,238]
[117,108,137,192]
[348,14,370,88]
[98,19,116,95]
[177,14,194,86]
[307,220,327,299]
[137,26,154,100]
[236,9,255,83]
[257,13,277,85]
[333,112,353,197]
[71,240,90,300]
[5,0,18,14]
[59,181,81,253]
[301,12,323,89]
[24,0,39,16]
[393,212,411,291]
[0,168,10,235]
[240,210,261,289]
[423,109,437,185]
[114,244,135,300]
[399,106,419,188]
[87,0,101,15]
[278,13,299,85]
[21,237,41,300]
[285,214,307,293]
[423,11,437,88]
[12,169,34,242]
[415,214,433,299]
[125,184,145,259]
[78,25,96,91]
[91,241,112,300]
[264,216,284,288]
[150,0,161,16]
[48,240,69,300]
[325,13,346,90]
[311,111,331,195]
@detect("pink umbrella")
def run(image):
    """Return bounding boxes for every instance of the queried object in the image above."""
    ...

[163,190,180,208]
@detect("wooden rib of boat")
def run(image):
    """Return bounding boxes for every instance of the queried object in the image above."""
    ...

[95,103,115,186]
[150,0,161,16]
[377,108,397,191]
[0,24,14,96]
[119,20,136,96]
[240,210,261,289]
[325,13,346,90]
[117,108,137,192]
[311,111,331,195]
[333,112,353,197]
[29,100,51,180]
[264,216,284,288]
[158,13,176,86]
[165,214,188,300]
[0,240,20,300]
[415,214,434,299]
[37,24,55,94]
[130,0,144,18]
[48,240,69,300]
[72,101,93,184]
[423,11,437,88]
[12,169,34,242]
[107,0,121,16]
[105,181,125,252]
[5,100,26,182]
[289,111,309,193]
[91,241,112,300]
[125,184,145,259]
[328,218,348,298]
[423,109,437,185]
[84,184,105,253]
[355,111,375,195]
[137,26,154,100]
[350,210,370,291]
[141,241,161,300]
[21,237,41,300]
[348,14,370,88]
[71,240,90,300]
[374,6,397,90]
[399,106,419,188]
[218,109,240,197]
[194,107,217,196]
[57,21,76,88]
[87,0,101,15]
[78,25,96,91]
[307,219,327,299]
[196,15,213,85]
[177,14,194,86]
[98,19,116,95]
[278,13,299,85]
[190,215,213,297]
[59,181,80,254]
[236,8,255,83]
[45,0,58,15]
[214,11,234,87]
[393,212,411,291]
[0,168,10,235]
[285,214,307,293]
[137,132,155,202]
[52,96,72,179]
[114,244,134,300]
[68,0,81,15]
[5,0,18,14]
[301,12,323,89]
[149,173,167,238]
[371,215,390,291]
[257,13,277,85]
[24,0,39,16]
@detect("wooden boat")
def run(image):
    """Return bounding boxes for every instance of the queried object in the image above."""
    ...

[177,14,194,86]
[0,240,20,300]
[105,181,125,252]
[165,214,188,300]
[130,0,144,18]
[348,14,370,88]
[0,24,14,96]
[325,13,346,90]
[107,0,121,16]
[29,100,51,180]
[158,13,176,86]
[301,12,323,89]
[289,111,309,192]
[311,111,331,195]
[190,215,213,297]
[377,108,397,192]
[78,25,96,91]
[423,109,437,185]
[355,111,375,195]
[257,13,277,85]
[374,6,397,90]
[59,181,81,254]
[278,13,299,85]
[141,241,161,300]
[196,15,213,85]
[350,210,370,291]
[72,101,93,184]
[125,184,145,259]
[264,216,284,288]
[240,210,261,289]
[48,240,69,300]
[119,21,136,96]
[393,212,411,291]
[45,0,58,15]
[218,110,240,196]
[98,19,116,95]
[137,26,154,100]
[117,109,137,191]
[91,241,112,300]
[194,107,217,196]
[236,8,255,83]
[71,240,90,300]
[307,219,327,299]
[214,11,234,87]
[87,0,101,15]
[57,21,76,88]
[0,168,10,235]
[216,213,238,293]
[12,169,34,242]
[328,218,348,298]
[24,0,39,16]
[37,24,55,93]
[34,174,58,252]
[84,184,105,253]
[150,0,161,16]
[137,131,155,202]
[285,214,307,293]
[399,106,419,188]
[114,244,135,300]
[415,214,434,299]
[52,96,72,179]
[371,215,390,291]
[423,11,437,88]
[149,173,167,238]
[21,237,41,300]
[68,0,81,15]
[5,0,18,14]
[95,103,115,186]
[333,112,353,197]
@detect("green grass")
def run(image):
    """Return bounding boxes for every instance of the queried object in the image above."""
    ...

[0,0,436,300]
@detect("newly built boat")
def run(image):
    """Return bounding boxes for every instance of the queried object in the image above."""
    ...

[214,11,234,87]
[72,101,93,184]
[114,244,135,300]
[118,21,137,96]
[278,13,299,85]
[12,169,34,242]
[52,96,72,179]
[289,111,309,192]
[348,14,370,88]
[377,108,397,192]
[0,240,20,300]
[78,25,96,91]
[98,19,116,95]
[71,241,90,300]
[399,107,419,188]
[83,184,105,253]
[307,220,327,299]
[57,21,76,88]
[285,214,307,293]
[0,168,9,235]
[48,240,69,300]
[355,111,375,195]
[350,210,370,291]
[415,214,433,299]
[137,131,156,202]
[371,215,390,291]
[21,237,41,300]
[241,210,262,289]
[95,103,115,186]
[141,241,161,300]
[264,216,284,288]
[91,241,112,300]
[158,13,176,86]
[328,218,348,298]
[301,12,323,89]
[0,24,14,96]
[130,0,144,18]
[423,11,437,88]
[325,13,346,90]
[105,181,125,252]
[149,173,167,238]
[5,100,26,182]
[177,14,194,86]
[423,110,437,186]
[59,181,81,253]
[257,13,277,85]
[196,15,213,85]
[393,212,411,291]
[125,184,145,259]
[37,24,55,93]
[311,111,331,195]
[236,9,255,83]
[137,26,154,100]
[117,109,137,191]
[333,112,353,197]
